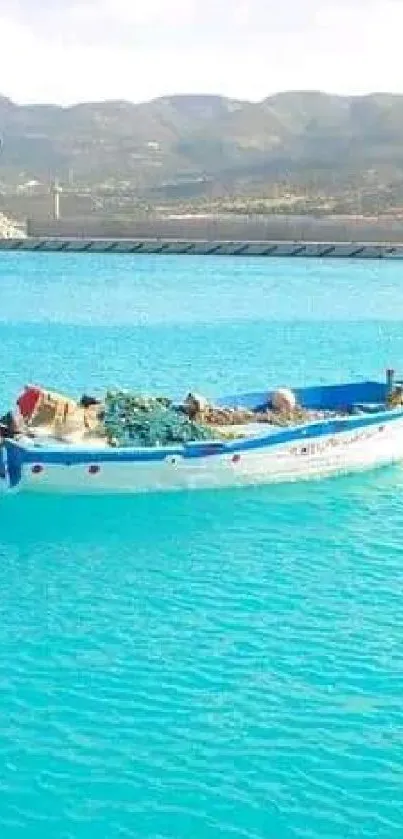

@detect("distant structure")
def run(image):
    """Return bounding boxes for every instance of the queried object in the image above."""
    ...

[50,179,62,220]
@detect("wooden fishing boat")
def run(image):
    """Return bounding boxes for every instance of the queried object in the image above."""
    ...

[1,374,403,494]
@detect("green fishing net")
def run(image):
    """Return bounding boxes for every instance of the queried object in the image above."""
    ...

[104,392,220,447]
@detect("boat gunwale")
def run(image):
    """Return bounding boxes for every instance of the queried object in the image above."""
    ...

[5,404,403,466]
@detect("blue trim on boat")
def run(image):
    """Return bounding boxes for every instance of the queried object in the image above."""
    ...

[4,404,403,470]
[223,408,402,453]
[5,442,23,488]
[216,381,388,411]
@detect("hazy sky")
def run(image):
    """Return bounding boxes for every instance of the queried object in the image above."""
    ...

[0,0,402,104]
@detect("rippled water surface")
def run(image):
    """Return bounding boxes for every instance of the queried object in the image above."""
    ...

[1,253,403,838]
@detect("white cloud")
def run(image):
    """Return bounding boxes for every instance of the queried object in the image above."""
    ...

[0,0,403,104]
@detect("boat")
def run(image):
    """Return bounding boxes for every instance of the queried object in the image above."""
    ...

[1,372,403,494]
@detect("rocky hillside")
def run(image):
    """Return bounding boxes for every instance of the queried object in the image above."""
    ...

[2,91,403,197]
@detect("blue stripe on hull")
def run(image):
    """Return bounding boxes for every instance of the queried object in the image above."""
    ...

[4,406,403,473]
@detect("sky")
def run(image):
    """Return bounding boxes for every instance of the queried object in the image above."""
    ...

[0,0,403,105]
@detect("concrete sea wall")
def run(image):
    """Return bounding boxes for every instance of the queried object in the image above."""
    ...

[1,237,403,258]
[0,213,400,258]
[26,214,403,244]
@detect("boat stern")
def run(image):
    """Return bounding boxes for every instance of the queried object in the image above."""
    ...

[1,439,26,492]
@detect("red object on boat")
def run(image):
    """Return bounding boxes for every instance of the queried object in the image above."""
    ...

[17,386,43,420]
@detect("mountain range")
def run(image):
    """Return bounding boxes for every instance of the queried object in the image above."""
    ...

[1,91,403,199]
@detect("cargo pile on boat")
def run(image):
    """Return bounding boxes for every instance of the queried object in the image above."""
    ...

[104,392,222,447]
[0,384,347,447]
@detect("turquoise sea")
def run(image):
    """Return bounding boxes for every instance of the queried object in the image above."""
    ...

[1,253,403,838]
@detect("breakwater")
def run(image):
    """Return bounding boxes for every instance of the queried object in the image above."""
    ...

[25,213,403,242]
[1,237,403,258]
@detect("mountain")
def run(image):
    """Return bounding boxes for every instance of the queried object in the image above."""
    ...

[2,91,403,200]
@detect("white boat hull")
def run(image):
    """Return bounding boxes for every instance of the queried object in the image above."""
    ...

[9,416,403,495]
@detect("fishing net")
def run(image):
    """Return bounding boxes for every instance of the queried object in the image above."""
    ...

[103,392,220,447]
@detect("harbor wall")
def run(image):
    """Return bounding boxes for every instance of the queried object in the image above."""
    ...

[26,214,403,243]
[1,238,403,258]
